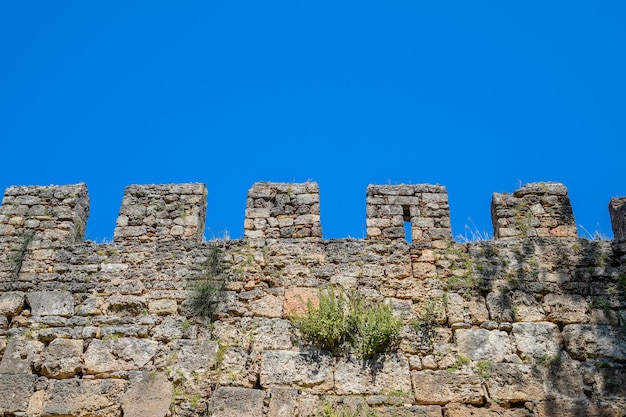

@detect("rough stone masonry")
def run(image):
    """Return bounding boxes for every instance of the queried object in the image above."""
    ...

[0,181,625,417]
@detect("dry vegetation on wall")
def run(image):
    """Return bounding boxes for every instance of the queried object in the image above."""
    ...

[0,180,625,417]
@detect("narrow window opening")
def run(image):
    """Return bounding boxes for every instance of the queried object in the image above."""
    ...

[403,206,412,243]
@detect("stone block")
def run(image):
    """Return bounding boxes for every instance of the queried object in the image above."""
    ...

[444,402,531,416]
[217,347,259,388]
[511,322,562,360]
[456,329,512,362]
[106,295,147,316]
[0,336,44,374]
[40,379,127,417]
[0,291,24,316]
[411,370,484,405]
[267,388,299,417]
[0,374,36,414]
[83,337,158,374]
[562,324,626,361]
[148,299,178,315]
[169,339,219,372]
[251,318,296,350]
[485,292,514,322]
[26,290,74,317]
[208,386,265,417]
[334,353,412,395]
[150,316,185,341]
[249,293,283,318]
[486,363,544,403]
[41,338,83,378]
[122,371,172,417]
[609,197,626,240]
[541,355,585,401]
[260,349,334,392]
[533,399,621,417]
[446,292,465,324]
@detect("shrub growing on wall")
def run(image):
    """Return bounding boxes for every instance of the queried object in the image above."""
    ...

[188,244,226,320]
[290,286,402,359]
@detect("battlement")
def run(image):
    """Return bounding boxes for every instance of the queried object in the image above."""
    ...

[0,183,89,248]
[1,180,626,417]
[113,183,206,243]
[0,181,624,245]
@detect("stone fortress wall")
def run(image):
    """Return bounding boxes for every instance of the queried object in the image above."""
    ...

[0,180,625,417]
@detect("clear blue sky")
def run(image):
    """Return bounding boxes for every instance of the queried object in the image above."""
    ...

[1,1,624,242]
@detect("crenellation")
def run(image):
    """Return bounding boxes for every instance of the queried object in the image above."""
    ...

[0,183,89,246]
[244,182,322,240]
[0,180,625,417]
[491,182,578,239]
[113,183,206,244]
[366,184,451,246]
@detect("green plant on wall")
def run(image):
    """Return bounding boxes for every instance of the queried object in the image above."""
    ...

[410,297,443,352]
[13,230,34,278]
[352,298,402,359]
[290,285,350,352]
[290,286,402,359]
[188,244,226,320]
[514,200,532,234]
[443,245,477,294]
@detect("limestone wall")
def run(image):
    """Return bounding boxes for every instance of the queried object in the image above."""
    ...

[0,181,624,417]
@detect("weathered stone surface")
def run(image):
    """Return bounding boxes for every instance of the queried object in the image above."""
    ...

[251,318,296,350]
[169,339,219,372]
[562,324,626,361]
[106,295,146,316]
[446,292,465,324]
[0,374,36,414]
[39,378,126,417]
[542,293,589,325]
[592,365,626,401]
[456,329,511,362]
[534,398,624,417]
[249,293,283,318]
[0,336,44,374]
[0,291,24,316]
[444,402,531,416]
[510,291,545,322]
[77,296,102,315]
[208,386,265,417]
[372,405,442,417]
[41,338,83,378]
[541,354,586,402]
[468,296,490,325]
[148,299,178,315]
[267,388,299,417]
[121,371,172,417]
[26,291,74,317]
[114,183,206,243]
[485,292,514,322]
[260,349,334,392]
[217,347,259,388]
[334,353,412,395]
[486,363,544,403]
[510,322,561,360]
[83,337,158,374]
[609,197,626,241]
[411,370,484,405]
[150,316,184,341]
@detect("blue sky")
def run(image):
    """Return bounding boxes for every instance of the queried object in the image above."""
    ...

[1,1,625,242]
